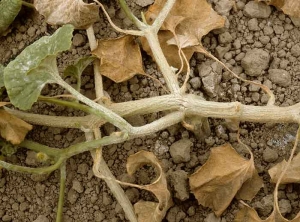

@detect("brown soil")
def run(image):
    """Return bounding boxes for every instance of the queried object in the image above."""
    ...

[0,0,300,221]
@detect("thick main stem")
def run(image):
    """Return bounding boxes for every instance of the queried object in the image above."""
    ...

[145,31,180,94]
[8,95,300,129]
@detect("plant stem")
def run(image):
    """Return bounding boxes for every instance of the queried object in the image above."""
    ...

[22,1,35,9]
[20,140,62,157]
[145,31,180,94]
[55,77,132,132]
[152,0,176,33]
[56,162,66,222]
[6,96,300,129]
[118,0,145,29]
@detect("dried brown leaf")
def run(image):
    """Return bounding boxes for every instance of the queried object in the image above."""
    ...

[258,0,300,18]
[125,151,173,222]
[143,0,225,69]
[0,109,32,144]
[189,144,262,216]
[34,0,99,29]
[268,152,300,184]
[92,35,145,83]
[146,0,225,40]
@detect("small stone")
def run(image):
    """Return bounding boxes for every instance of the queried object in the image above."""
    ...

[125,188,139,203]
[190,77,201,89]
[263,147,278,163]
[135,0,154,7]
[168,170,189,201]
[187,206,196,216]
[72,33,85,47]
[27,27,36,37]
[2,215,12,222]
[291,43,300,57]
[248,18,260,31]
[244,1,271,18]
[33,215,49,222]
[25,151,38,166]
[169,139,192,163]
[215,44,231,58]
[67,188,79,204]
[253,194,273,216]
[215,0,233,16]
[241,49,270,76]
[72,180,84,193]
[263,26,274,36]
[278,199,292,215]
[77,163,89,174]
[268,69,291,87]
[204,213,221,222]
[94,211,105,222]
[20,202,29,212]
[218,32,233,44]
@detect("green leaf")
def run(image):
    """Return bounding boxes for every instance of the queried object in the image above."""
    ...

[4,24,74,110]
[0,64,4,88]
[64,56,95,91]
[0,0,22,35]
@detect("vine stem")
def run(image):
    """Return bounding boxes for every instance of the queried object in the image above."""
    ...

[56,162,66,222]
[7,95,300,129]
[86,25,138,222]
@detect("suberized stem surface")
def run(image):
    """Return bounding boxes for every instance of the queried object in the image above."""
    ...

[7,95,300,129]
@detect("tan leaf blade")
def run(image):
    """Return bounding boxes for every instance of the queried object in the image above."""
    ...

[142,0,225,70]
[258,0,300,18]
[92,35,145,83]
[145,0,225,45]
[123,151,173,222]
[34,0,99,29]
[0,109,32,144]
[268,152,300,184]
[189,144,262,216]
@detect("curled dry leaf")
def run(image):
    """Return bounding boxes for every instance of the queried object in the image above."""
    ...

[257,0,300,18]
[189,144,262,216]
[122,151,173,222]
[142,0,225,69]
[0,109,32,145]
[92,35,145,83]
[269,152,300,184]
[34,0,99,29]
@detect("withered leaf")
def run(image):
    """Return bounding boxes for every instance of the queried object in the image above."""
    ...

[189,144,262,216]
[92,35,145,83]
[258,0,300,18]
[146,0,225,41]
[34,0,99,29]
[0,109,32,144]
[122,151,173,222]
[268,152,300,184]
[234,202,300,222]
[143,0,225,69]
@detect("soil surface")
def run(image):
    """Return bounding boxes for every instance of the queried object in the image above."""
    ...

[1,0,300,221]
